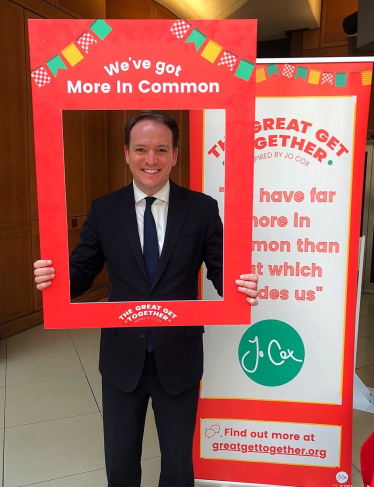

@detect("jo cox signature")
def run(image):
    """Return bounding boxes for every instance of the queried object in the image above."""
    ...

[241,336,303,373]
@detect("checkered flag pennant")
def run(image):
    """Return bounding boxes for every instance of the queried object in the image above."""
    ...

[282,64,295,78]
[31,66,51,88]
[217,51,237,71]
[321,72,334,85]
[170,20,190,39]
[77,31,97,54]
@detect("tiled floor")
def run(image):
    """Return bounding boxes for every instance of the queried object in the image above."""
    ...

[0,325,161,487]
[0,296,373,487]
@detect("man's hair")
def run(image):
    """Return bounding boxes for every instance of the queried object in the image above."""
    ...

[124,110,180,150]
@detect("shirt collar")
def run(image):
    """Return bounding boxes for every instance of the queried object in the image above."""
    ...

[133,180,170,204]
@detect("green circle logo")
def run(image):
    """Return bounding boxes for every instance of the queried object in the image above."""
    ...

[238,320,305,387]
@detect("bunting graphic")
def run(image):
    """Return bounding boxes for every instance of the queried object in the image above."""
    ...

[295,66,308,81]
[90,19,112,40]
[235,59,254,81]
[201,40,222,63]
[170,23,254,81]
[77,31,97,54]
[185,29,207,51]
[362,70,373,86]
[61,43,84,67]
[256,67,266,83]
[266,64,279,77]
[336,73,347,87]
[170,20,190,39]
[321,72,334,85]
[31,66,51,88]
[308,69,321,85]
[30,20,112,88]
[240,62,371,86]
[217,51,237,71]
[283,64,295,78]
[46,55,67,77]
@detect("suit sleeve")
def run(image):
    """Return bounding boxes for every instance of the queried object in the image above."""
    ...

[69,200,105,299]
[203,199,223,297]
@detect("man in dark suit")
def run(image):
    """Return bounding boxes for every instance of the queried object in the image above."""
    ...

[34,111,258,487]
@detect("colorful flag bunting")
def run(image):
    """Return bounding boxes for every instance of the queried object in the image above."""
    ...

[185,29,206,51]
[201,40,222,63]
[362,70,372,86]
[282,64,295,78]
[235,59,254,81]
[31,21,112,85]
[256,68,266,83]
[266,64,279,77]
[335,73,347,87]
[217,51,237,71]
[168,26,372,87]
[77,31,97,53]
[295,66,308,81]
[308,70,321,85]
[170,20,190,39]
[321,72,334,85]
[31,66,51,88]
[61,43,84,67]
[46,55,67,77]
[90,19,112,40]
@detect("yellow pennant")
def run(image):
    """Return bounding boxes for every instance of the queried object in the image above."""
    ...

[61,43,84,67]
[256,68,266,83]
[362,70,372,86]
[308,69,321,85]
[201,40,222,63]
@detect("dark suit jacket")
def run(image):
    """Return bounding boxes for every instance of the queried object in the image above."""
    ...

[69,180,223,395]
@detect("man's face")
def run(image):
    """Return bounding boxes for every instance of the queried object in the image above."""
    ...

[124,120,178,195]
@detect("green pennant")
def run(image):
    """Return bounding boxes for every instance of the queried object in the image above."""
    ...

[235,59,254,81]
[335,73,347,87]
[266,64,279,77]
[295,66,308,81]
[90,19,112,40]
[185,29,206,51]
[46,55,67,77]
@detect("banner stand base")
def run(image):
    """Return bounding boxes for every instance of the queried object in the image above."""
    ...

[353,374,374,412]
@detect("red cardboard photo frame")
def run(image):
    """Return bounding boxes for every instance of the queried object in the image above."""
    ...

[28,19,256,329]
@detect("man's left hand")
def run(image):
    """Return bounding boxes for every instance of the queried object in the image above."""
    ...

[236,274,258,306]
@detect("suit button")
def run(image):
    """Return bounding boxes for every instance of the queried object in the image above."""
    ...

[140,333,146,339]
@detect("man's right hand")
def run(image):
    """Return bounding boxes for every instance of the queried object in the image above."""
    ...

[34,260,55,291]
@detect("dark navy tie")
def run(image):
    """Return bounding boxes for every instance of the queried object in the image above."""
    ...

[144,197,159,352]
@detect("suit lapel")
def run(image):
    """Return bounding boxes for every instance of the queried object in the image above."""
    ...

[117,184,150,285]
[151,181,188,292]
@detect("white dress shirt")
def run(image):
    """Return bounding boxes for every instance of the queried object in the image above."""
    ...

[133,180,170,255]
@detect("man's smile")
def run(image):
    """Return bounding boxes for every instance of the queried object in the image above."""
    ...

[142,169,161,173]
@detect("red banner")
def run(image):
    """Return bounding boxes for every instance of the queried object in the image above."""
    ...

[193,60,372,487]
